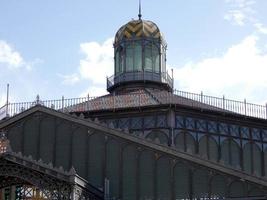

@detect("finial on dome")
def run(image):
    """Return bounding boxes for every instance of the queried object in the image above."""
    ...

[138,0,142,20]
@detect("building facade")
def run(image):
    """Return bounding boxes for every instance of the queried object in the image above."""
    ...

[0,13,267,200]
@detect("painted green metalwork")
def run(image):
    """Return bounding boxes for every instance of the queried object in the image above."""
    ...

[1,106,267,199]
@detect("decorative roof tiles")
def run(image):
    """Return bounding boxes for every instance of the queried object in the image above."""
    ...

[115,19,162,44]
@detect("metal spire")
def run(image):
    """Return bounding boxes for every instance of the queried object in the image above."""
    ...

[138,0,142,20]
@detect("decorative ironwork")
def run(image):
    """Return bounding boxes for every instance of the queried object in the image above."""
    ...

[15,185,53,199]
[1,102,267,199]
[0,159,72,199]
[107,71,173,91]
[0,149,104,200]
[1,88,267,121]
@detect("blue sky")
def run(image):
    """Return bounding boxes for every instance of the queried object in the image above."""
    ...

[1,0,267,105]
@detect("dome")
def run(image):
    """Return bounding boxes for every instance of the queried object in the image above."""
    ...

[107,17,172,94]
[114,19,162,44]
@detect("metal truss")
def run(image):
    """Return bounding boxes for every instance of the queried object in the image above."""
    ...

[0,159,72,199]
[0,130,103,200]
[0,157,103,199]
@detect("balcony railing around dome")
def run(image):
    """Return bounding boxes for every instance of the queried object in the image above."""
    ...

[107,71,173,91]
[1,89,267,120]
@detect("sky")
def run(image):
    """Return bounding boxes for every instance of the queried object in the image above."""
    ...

[1,0,267,106]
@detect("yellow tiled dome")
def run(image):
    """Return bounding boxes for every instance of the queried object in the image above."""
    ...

[115,19,162,44]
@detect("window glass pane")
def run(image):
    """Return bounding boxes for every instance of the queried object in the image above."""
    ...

[155,54,160,73]
[152,44,160,73]
[126,44,134,72]
[134,42,142,71]
[144,43,152,72]
[161,51,166,73]
[115,51,120,74]
[120,48,124,72]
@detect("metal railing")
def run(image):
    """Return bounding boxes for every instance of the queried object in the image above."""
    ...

[174,90,267,119]
[1,95,89,119]
[0,105,6,120]
[0,89,267,120]
[107,71,174,91]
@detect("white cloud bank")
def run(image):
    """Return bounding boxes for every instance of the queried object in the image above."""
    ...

[63,36,267,103]
[224,0,267,36]
[0,40,24,69]
[224,10,246,26]
[61,38,113,96]
[0,40,41,70]
[254,23,267,35]
[224,0,255,26]
[59,73,80,85]
[175,35,267,103]
[79,38,114,85]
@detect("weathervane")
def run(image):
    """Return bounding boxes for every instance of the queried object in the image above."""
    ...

[138,0,142,20]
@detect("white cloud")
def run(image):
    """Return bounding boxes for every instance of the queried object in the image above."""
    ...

[0,40,24,69]
[61,38,114,96]
[0,40,40,70]
[79,38,114,85]
[224,10,246,26]
[254,23,267,35]
[59,73,80,85]
[80,86,108,98]
[224,0,255,26]
[224,0,267,36]
[174,35,267,103]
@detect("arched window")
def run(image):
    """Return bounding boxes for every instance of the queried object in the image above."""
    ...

[243,142,262,175]
[174,162,190,199]
[198,135,218,161]
[221,139,240,168]
[210,175,227,198]
[139,151,155,199]
[199,135,208,159]
[122,145,137,199]
[252,143,262,176]
[88,134,105,188]
[209,137,218,161]
[175,132,185,151]
[243,142,252,173]
[156,157,171,199]
[186,133,196,154]
[193,168,209,198]
[229,181,245,198]
[106,139,120,196]
[175,131,196,153]
[146,130,169,145]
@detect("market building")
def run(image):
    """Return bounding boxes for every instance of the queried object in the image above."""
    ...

[0,10,267,200]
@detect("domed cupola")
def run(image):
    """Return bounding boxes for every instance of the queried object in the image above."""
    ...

[114,20,162,43]
[107,11,173,94]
